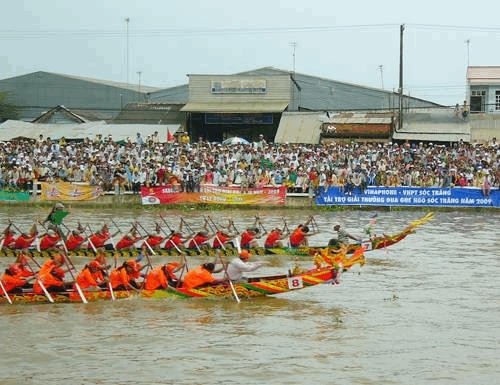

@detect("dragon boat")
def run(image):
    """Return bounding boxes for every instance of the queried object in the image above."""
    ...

[0,212,433,259]
[0,265,344,305]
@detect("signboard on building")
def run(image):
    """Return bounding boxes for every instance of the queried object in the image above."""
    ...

[211,79,267,94]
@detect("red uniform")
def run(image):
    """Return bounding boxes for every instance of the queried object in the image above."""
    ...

[289,228,306,247]
[1,231,16,249]
[13,233,37,249]
[65,233,86,251]
[212,231,230,249]
[115,234,141,250]
[87,229,110,249]
[264,230,282,248]
[188,233,209,249]
[39,232,61,250]
[164,233,185,249]
[142,234,164,248]
[240,230,256,248]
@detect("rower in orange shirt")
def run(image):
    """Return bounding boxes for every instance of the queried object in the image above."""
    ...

[0,253,35,293]
[109,260,142,290]
[75,261,105,290]
[182,263,225,289]
[144,261,184,290]
[32,253,67,294]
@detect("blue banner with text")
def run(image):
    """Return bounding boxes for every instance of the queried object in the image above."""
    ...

[315,186,500,207]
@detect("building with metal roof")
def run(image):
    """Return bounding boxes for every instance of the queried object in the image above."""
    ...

[0,71,157,121]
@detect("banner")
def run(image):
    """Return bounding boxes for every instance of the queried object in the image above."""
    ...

[316,186,500,208]
[141,184,287,205]
[0,190,30,202]
[40,182,104,201]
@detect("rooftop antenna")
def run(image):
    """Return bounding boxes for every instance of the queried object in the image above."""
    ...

[125,17,130,85]
[378,65,384,90]
[289,41,297,73]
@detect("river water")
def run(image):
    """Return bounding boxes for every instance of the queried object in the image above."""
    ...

[0,207,498,385]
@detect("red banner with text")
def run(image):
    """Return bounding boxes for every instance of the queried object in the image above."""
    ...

[141,184,287,205]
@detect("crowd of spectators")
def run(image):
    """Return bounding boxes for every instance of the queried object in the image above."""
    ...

[0,131,498,197]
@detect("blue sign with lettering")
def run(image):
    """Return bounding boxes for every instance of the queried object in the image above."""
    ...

[315,186,500,207]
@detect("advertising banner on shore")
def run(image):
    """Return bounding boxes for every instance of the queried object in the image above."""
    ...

[316,186,500,208]
[40,182,104,201]
[141,185,287,205]
[0,190,30,202]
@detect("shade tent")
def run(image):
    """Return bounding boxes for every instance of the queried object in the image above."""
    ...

[0,120,181,142]
[221,137,250,145]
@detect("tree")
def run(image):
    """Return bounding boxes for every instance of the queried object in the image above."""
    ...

[0,92,19,122]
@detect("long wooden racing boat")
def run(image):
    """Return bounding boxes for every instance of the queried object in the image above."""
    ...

[0,213,433,259]
[0,265,341,305]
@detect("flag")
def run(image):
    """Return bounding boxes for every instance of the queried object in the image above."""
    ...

[167,129,175,143]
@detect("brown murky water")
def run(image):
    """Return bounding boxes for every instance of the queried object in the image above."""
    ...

[0,207,499,385]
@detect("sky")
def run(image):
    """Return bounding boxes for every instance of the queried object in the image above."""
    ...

[2,0,500,106]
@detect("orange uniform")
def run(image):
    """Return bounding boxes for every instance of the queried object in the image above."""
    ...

[32,259,65,294]
[75,263,104,290]
[1,262,34,292]
[109,261,141,289]
[144,262,180,290]
[182,265,216,289]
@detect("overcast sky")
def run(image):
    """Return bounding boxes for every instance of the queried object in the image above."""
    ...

[2,0,500,106]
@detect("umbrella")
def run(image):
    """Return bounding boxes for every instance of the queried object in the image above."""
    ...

[221,137,250,145]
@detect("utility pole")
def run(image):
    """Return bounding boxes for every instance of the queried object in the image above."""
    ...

[290,41,297,73]
[398,24,405,132]
[125,17,130,85]
[465,39,470,67]
[378,65,384,90]
[137,71,142,102]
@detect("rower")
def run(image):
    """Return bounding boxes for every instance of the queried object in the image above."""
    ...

[65,229,86,251]
[13,224,38,249]
[144,261,184,290]
[115,227,142,250]
[240,227,261,249]
[0,252,35,293]
[75,261,106,291]
[264,227,287,248]
[32,252,67,294]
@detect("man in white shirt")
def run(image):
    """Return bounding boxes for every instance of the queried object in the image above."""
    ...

[226,250,267,282]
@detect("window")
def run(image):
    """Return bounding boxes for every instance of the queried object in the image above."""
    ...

[496,91,500,111]
[471,89,486,112]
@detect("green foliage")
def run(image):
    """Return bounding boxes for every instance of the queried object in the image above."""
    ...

[0,92,19,121]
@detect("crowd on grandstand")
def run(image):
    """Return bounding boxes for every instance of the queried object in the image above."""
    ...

[0,131,498,195]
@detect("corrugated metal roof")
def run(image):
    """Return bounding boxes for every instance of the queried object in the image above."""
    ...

[0,120,180,142]
[274,112,322,144]
[181,101,288,113]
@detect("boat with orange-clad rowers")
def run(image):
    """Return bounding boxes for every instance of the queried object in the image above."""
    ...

[0,247,366,305]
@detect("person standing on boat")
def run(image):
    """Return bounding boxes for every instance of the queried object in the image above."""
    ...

[329,224,362,247]
[226,250,267,282]
[43,202,69,230]
[182,263,225,289]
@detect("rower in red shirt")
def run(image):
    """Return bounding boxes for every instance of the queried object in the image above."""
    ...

[289,225,311,247]
[87,224,111,249]
[164,230,188,250]
[141,224,165,249]
[13,224,38,249]
[115,228,142,250]
[240,227,261,249]
[264,227,286,248]
[65,229,86,251]
[0,225,17,249]
[39,229,62,250]
[187,230,211,249]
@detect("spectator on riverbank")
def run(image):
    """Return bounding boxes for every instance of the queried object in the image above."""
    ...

[0,134,498,195]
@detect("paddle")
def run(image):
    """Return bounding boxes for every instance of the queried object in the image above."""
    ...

[134,221,157,256]
[76,222,97,253]
[0,222,12,251]
[60,250,87,304]
[181,218,201,252]
[0,280,12,304]
[255,216,268,235]
[228,219,242,253]
[215,249,240,303]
